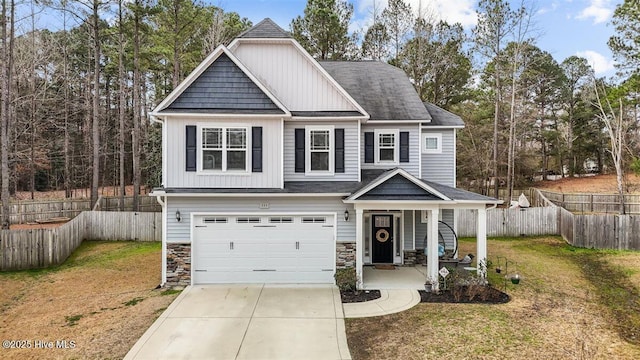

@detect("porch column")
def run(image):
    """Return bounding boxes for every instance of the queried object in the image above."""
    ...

[355,208,364,289]
[476,206,487,278]
[426,208,440,290]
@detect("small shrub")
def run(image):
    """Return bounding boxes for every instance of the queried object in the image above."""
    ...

[335,268,357,292]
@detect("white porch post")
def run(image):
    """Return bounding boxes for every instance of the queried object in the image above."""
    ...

[355,208,364,289]
[476,206,488,278]
[426,208,440,290]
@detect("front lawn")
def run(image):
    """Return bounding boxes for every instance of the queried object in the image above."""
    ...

[0,241,179,360]
[346,237,640,359]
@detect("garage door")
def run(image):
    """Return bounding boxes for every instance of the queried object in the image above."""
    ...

[192,214,335,284]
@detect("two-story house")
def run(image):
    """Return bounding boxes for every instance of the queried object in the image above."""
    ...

[150,19,499,289]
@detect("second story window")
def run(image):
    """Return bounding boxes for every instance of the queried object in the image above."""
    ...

[306,126,334,174]
[375,130,399,164]
[201,127,248,172]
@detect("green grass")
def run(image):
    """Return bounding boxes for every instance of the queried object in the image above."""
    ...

[160,289,182,296]
[123,297,145,307]
[0,241,161,279]
[65,314,83,326]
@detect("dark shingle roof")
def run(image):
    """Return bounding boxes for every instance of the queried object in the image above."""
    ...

[423,102,464,127]
[238,18,291,39]
[319,61,432,121]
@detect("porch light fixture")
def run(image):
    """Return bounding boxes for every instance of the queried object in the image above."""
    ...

[344,209,350,222]
[175,210,182,222]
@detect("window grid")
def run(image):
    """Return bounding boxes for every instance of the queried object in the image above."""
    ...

[201,127,248,172]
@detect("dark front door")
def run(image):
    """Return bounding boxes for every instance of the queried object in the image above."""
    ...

[372,215,394,263]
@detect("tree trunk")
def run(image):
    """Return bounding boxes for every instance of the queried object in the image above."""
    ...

[118,0,126,210]
[1,0,10,228]
[132,2,141,211]
[91,1,101,209]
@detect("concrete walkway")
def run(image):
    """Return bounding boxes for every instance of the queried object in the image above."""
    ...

[125,284,351,360]
[342,289,421,318]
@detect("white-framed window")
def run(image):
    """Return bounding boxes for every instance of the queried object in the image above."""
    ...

[306,125,334,174]
[199,126,249,172]
[375,129,399,164]
[422,133,442,154]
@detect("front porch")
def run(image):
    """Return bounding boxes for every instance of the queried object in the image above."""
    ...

[343,168,501,290]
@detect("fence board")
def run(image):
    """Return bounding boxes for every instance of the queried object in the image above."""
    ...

[0,211,161,271]
[0,196,160,225]
[457,207,558,237]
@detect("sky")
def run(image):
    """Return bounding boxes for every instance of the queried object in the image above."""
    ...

[216,0,622,77]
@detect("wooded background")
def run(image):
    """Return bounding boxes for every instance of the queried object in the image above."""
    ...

[0,0,639,227]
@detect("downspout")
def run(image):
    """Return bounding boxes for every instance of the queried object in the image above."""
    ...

[156,195,167,286]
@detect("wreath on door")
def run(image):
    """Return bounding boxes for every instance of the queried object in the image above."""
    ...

[375,229,390,243]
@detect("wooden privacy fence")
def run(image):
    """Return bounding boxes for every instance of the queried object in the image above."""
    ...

[537,189,640,214]
[456,206,559,238]
[0,211,161,271]
[0,195,160,225]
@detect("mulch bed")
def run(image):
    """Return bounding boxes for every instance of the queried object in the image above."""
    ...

[419,286,510,304]
[341,290,382,303]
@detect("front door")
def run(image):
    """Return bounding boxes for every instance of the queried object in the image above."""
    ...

[372,215,394,263]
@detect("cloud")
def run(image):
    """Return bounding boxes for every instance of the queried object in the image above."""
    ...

[576,0,614,24]
[576,50,615,75]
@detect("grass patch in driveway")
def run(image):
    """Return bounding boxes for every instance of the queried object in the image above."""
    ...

[0,241,179,360]
[346,236,640,360]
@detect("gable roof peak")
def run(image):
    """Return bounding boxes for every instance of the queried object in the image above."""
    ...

[238,18,291,39]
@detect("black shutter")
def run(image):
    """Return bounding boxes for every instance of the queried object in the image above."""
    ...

[252,127,263,172]
[335,129,345,173]
[295,129,305,173]
[364,132,374,163]
[400,131,409,163]
[186,125,197,171]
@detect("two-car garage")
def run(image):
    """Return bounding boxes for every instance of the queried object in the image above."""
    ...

[191,214,336,284]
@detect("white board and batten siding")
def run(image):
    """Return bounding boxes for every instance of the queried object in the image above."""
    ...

[361,124,420,177]
[421,128,455,187]
[284,120,360,182]
[166,197,355,243]
[165,118,282,188]
[233,42,358,112]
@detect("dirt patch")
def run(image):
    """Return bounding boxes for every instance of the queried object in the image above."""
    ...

[341,290,381,303]
[0,241,179,360]
[537,173,640,194]
[419,286,510,304]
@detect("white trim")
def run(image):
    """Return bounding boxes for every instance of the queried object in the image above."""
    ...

[289,116,366,121]
[422,133,442,154]
[149,112,289,119]
[412,210,416,250]
[417,123,422,178]
[151,45,290,117]
[150,191,351,198]
[161,116,167,186]
[345,168,451,201]
[280,118,285,189]
[453,129,457,186]
[305,125,335,176]
[421,125,465,129]
[374,129,399,165]
[357,120,362,182]
[366,119,427,124]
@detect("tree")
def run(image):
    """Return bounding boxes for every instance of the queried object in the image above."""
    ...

[291,0,356,60]
[204,9,252,53]
[473,0,522,199]
[400,20,471,108]
[561,56,592,175]
[0,0,15,228]
[361,22,389,60]
[382,0,412,62]
[608,0,640,75]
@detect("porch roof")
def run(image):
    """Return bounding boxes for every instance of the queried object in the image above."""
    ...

[345,169,500,205]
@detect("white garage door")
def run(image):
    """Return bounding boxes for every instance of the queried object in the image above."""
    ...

[192,214,335,284]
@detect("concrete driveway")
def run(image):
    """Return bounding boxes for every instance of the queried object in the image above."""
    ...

[124,284,351,360]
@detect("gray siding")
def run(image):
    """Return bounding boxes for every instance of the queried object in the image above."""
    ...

[166,197,355,242]
[361,124,420,177]
[165,118,282,188]
[284,120,359,181]
[403,210,414,250]
[358,175,439,200]
[421,129,455,187]
[167,54,281,112]
[414,209,455,252]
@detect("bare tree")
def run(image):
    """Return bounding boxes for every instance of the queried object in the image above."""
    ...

[1,0,15,229]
